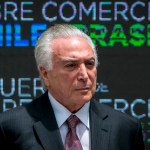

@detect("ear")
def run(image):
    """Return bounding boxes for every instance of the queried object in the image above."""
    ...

[39,66,50,87]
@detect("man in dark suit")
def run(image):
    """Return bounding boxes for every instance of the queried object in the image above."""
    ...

[0,24,145,150]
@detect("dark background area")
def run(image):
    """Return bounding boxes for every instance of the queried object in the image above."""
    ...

[0,0,149,149]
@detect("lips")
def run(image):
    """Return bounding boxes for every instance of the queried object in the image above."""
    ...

[75,87,90,91]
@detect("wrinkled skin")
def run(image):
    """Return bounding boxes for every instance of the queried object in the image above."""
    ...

[40,36,97,112]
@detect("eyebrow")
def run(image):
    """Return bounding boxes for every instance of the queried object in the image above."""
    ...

[61,57,95,63]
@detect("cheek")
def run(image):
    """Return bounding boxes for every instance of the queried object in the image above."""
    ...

[57,73,75,89]
[62,72,76,82]
[93,81,97,91]
[89,71,97,89]
[90,70,97,82]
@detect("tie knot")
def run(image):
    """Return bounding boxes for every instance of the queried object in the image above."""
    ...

[66,115,80,128]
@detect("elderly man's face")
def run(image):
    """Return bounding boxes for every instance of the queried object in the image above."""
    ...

[40,36,97,112]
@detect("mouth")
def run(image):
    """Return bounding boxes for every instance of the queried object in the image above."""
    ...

[75,87,90,92]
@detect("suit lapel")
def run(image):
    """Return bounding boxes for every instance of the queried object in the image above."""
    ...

[26,92,64,150]
[27,92,111,150]
[33,112,64,150]
[90,100,111,150]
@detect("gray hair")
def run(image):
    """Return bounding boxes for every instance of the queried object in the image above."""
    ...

[34,24,98,71]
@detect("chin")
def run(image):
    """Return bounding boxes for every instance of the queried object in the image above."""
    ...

[80,95,92,102]
[73,92,93,103]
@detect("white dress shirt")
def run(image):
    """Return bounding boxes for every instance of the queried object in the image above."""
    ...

[48,92,90,150]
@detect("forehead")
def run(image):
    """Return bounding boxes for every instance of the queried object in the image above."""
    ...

[51,36,94,59]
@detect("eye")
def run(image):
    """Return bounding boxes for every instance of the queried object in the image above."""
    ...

[64,63,78,70]
[85,60,95,69]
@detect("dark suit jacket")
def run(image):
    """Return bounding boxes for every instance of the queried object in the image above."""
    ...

[0,92,145,150]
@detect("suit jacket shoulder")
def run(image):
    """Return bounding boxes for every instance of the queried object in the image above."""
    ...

[0,92,64,150]
[90,99,145,150]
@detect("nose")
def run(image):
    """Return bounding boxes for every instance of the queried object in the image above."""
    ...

[77,64,88,82]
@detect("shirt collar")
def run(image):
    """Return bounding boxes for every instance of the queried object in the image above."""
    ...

[48,92,90,129]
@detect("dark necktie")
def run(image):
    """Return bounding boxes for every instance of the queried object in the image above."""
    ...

[65,115,83,150]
